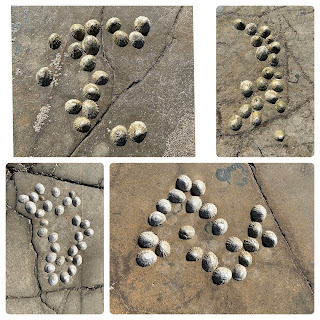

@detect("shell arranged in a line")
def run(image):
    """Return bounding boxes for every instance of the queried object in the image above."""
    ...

[68,265,77,276]
[84,228,94,236]
[51,187,60,198]
[70,24,85,41]
[262,230,278,247]
[35,209,45,218]
[226,236,243,252]
[232,264,247,281]
[240,80,253,97]
[73,255,83,266]
[65,99,82,114]
[266,35,275,44]
[83,84,100,102]
[73,117,91,133]
[232,19,245,30]
[251,96,264,110]
[275,71,283,79]
[60,271,70,284]
[250,111,262,126]
[212,267,232,285]
[186,247,203,261]
[251,204,267,222]
[82,35,100,55]
[80,220,90,229]
[43,200,53,212]
[245,22,257,35]
[212,218,228,236]
[80,55,96,72]
[72,215,81,226]
[72,196,81,207]
[202,252,218,272]
[44,263,55,273]
[243,238,260,252]
[48,232,58,243]
[229,115,242,131]
[186,196,202,213]
[35,183,45,195]
[148,211,166,227]
[56,256,65,266]
[250,35,262,47]
[113,30,129,47]
[46,252,57,263]
[176,174,192,192]
[239,251,252,267]
[268,53,279,66]
[106,17,122,33]
[259,25,271,38]
[199,203,217,219]
[256,77,268,91]
[69,191,76,199]
[68,42,83,59]
[36,67,53,87]
[55,205,64,216]
[239,104,252,118]
[262,67,274,79]
[128,121,147,143]
[85,19,101,36]
[129,31,145,49]
[25,201,37,214]
[37,228,48,237]
[256,46,269,61]
[191,180,206,196]
[274,129,285,141]
[48,33,62,50]
[248,221,262,238]
[92,70,109,85]
[276,100,286,113]
[75,231,84,242]
[48,273,59,286]
[50,243,61,253]
[268,41,281,53]
[40,219,49,226]
[136,249,157,267]
[179,225,195,240]
[270,79,284,92]
[156,199,172,214]
[18,194,29,203]
[63,197,72,206]
[29,192,39,203]
[134,16,151,35]
[110,125,128,146]
[155,240,171,257]
[77,241,87,251]
[138,231,159,248]
[68,245,79,257]
[168,189,186,203]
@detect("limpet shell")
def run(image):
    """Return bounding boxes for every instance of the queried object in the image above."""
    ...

[179,225,195,240]
[176,174,192,192]
[229,115,242,131]
[129,31,145,49]
[72,196,81,207]
[43,200,53,212]
[75,231,84,242]
[265,90,278,104]
[68,265,77,276]
[270,79,284,92]
[44,263,55,273]
[248,222,262,238]
[251,96,264,110]
[60,271,70,284]
[65,99,82,114]
[274,71,283,79]
[202,252,218,272]
[48,33,62,49]
[18,195,29,203]
[232,19,245,30]
[106,17,121,33]
[256,46,269,61]
[250,35,262,47]
[212,267,232,285]
[48,232,58,243]
[70,24,85,41]
[199,203,217,219]
[262,67,274,79]
[85,19,100,36]
[265,35,275,44]
[55,205,64,216]
[134,16,151,35]
[191,180,206,196]
[84,228,94,236]
[156,199,172,214]
[256,77,268,91]
[239,104,252,118]
[268,53,279,66]
[262,230,278,247]
[73,255,82,266]
[148,211,166,227]
[243,237,260,252]
[240,80,253,97]
[113,30,129,47]
[77,241,87,251]
[274,129,285,141]
[68,245,79,257]
[50,243,60,253]
[29,192,39,202]
[245,22,257,35]
[35,183,45,194]
[155,240,171,257]
[80,220,90,229]
[66,256,73,263]
[68,42,83,59]
[48,273,58,286]
[251,204,267,222]
[72,215,81,226]
[69,191,76,199]
[73,117,91,133]
[46,252,57,263]
[259,25,271,38]
[138,231,159,248]
[136,249,157,267]
[225,236,243,252]
[232,264,247,281]
[92,70,109,85]
[37,227,48,237]
[168,189,186,203]
[80,55,96,72]
[268,41,281,54]
[186,196,202,213]
[83,83,100,102]
[56,256,65,266]
[110,125,128,146]
[186,247,203,261]
[35,209,45,218]
[25,201,36,214]
[212,218,228,236]
[82,35,100,55]
[40,219,49,226]
[36,67,53,87]
[128,121,147,143]
[239,251,252,267]
[51,187,60,198]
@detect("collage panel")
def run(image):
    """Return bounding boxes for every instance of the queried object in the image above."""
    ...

[6,163,104,314]
[110,163,313,314]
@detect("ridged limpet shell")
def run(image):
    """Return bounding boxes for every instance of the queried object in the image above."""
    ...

[80,220,90,229]
[75,231,84,242]
[268,53,279,66]
[43,200,53,212]
[270,79,284,92]
[232,19,245,30]
[176,174,192,192]
[275,100,286,113]
[274,129,285,141]
[77,241,87,251]
[110,125,128,146]
[46,252,57,263]
[35,209,45,218]
[73,117,91,133]
[68,245,79,257]
[199,203,217,219]
[239,104,252,118]
[212,218,228,235]
[265,90,278,104]
[136,249,157,267]
[259,25,271,38]
[128,121,147,143]
[37,227,48,237]
[191,180,206,196]
[148,211,166,227]
[72,215,81,226]
[155,240,171,257]
[202,252,218,272]
[82,35,100,55]
[68,265,77,276]
[51,187,60,198]
[156,199,171,214]
[56,256,65,266]
[268,41,281,54]
[92,71,109,85]
[129,31,145,49]
[18,195,29,203]
[36,67,53,87]
[113,31,129,47]
[65,99,82,114]
[243,238,259,252]
[25,201,36,214]
[225,236,243,252]
[262,230,278,247]
[248,222,262,238]
[239,251,252,267]
[48,273,59,286]
[85,19,100,36]
[29,192,39,202]
[229,115,242,131]
[68,42,83,59]
[70,24,85,41]
[186,247,203,261]
[44,263,55,273]
[48,232,58,243]
[48,33,62,49]
[83,84,100,102]
[265,35,275,44]
[80,55,96,72]
[34,183,45,194]
[240,80,253,97]
[262,67,274,79]
[250,111,262,126]
[179,225,195,240]
[245,22,257,35]
[50,243,60,253]
[251,96,264,110]
[60,271,70,284]
[55,205,64,216]
[73,255,82,266]
[250,35,262,47]
[169,189,186,203]
[72,196,81,207]
[106,17,121,33]
[251,204,267,222]
[138,231,159,248]
[256,46,269,61]
[212,267,232,285]
[232,264,247,281]
[134,16,151,35]
[84,228,94,236]
[256,77,268,91]
[186,196,202,213]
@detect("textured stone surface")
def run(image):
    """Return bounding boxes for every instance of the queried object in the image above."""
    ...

[6,164,104,314]
[216,6,314,157]
[12,6,194,157]
[110,163,313,314]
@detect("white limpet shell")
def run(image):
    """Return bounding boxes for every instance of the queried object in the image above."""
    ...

[63,197,72,206]
[80,220,90,229]
[40,219,49,226]
[69,191,76,199]
[46,252,57,263]
[50,243,61,253]
[35,209,45,218]
[156,199,172,214]
[77,241,87,251]
[72,196,81,207]
[136,249,157,267]
[25,201,37,214]
[243,238,260,252]
[212,218,228,235]
[75,231,84,242]
[29,192,39,202]
[186,196,202,213]
[148,211,166,227]
[48,232,58,243]
[239,251,252,267]
[168,189,186,203]
[51,187,60,198]
[55,205,64,216]
[73,255,82,266]
[134,16,151,35]
[179,226,195,240]
[44,263,55,273]
[66,256,73,263]
[129,31,145,49]
[202,252,218,272]
[199,203,217,219]
[37,228,48,237]
[186,247,203,261]
[48,273,59,286]
[232,264,247,281]
[68,245,79,257]
[212,267,232,285]
[176,175,192,192]
[250,205,267,222]
[84,228,94,236]
[60,272,70,284]
[155,240,171,257]
[138,231,159,248]
[225,236,243,252]
[262,230,278,248]
[68,265,77,276]
[72,215,81,226]
[191,180,206,196]
[265,90,278,103]
[240,80,253,97]
[43,200,53,212]
[18,195,29,203]
[35,183,45,194]
[229,115,242,131]
[248,222,263,238]
[56,256,65,266]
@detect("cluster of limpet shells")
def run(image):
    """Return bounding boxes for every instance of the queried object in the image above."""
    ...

[230,18,286,141]
[18,183,94,286]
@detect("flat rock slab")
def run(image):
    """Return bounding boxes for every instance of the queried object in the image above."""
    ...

[12,6,194,157]
[110,163,313,314]
[216,6,314,157]
[6,163,104,314]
